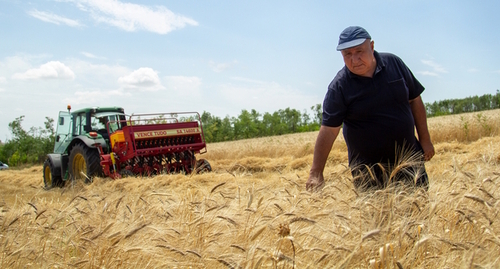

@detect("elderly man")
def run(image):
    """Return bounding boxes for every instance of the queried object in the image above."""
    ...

[306,26,435,192]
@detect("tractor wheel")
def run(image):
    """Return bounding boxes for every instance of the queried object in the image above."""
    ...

[195,159,212,173]
[43,158,64,189]
[68,143,103,183]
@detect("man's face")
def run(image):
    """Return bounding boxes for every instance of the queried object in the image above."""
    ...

[341,39,376,77]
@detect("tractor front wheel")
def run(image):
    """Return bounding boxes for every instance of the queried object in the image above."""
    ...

[68,143,103,183]
[43,158,64,189]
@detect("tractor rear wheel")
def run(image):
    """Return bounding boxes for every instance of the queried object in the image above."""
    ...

[68,143,103,183]
[43,158,64,189]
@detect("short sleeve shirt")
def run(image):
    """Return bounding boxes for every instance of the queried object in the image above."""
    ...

[322,51,425,166]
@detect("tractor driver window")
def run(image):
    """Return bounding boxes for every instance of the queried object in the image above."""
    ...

[107,115,122,133]
[91,116,107,131]
[75,114,86,135]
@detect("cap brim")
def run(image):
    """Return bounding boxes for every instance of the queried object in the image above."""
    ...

[336,38,367,51]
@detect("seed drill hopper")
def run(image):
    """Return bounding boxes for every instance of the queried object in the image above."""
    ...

[102,112,211,179]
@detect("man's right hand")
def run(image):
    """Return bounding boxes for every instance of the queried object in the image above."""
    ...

[306,125,340,192]
[306,172,325,192]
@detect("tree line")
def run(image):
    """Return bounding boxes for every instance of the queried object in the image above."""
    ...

[0,116,55,167]
[1,91,498,167]
[425,90,500,117]
[201,105,323,143]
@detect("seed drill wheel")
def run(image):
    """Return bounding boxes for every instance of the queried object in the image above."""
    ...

[120,169,135,178]
[43,158,63,189]
[68,143,103,183]
[195,159,212,173]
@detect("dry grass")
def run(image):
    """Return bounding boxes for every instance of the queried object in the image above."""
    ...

[1,109,500,268]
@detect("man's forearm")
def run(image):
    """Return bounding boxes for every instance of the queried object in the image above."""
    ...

[410,96,431,142]
[410,95,435,161]
[310,125,340,174]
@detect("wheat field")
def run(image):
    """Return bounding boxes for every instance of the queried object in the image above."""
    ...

[1,109,500,268]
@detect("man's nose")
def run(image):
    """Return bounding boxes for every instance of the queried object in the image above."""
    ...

[351,54,360,63]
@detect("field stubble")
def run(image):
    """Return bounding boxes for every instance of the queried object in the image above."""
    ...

[1,110,500,268]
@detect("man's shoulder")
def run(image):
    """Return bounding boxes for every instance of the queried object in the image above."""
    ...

[376,51,406,67]
[377,51,399,58]
[328,66,350,89]
[376,52,401,61]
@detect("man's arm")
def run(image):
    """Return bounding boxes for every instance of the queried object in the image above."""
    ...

[409,96,435,161]
[306,125,341,191]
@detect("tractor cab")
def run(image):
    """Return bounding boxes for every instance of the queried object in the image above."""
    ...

[53,106,126,154]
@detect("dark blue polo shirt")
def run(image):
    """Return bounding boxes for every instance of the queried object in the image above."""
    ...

[322,51,424,166]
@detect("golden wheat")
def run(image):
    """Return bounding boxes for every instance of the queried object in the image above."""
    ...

[0,109,500,268]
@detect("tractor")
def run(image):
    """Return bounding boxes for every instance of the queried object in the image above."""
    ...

[43,105,211,188]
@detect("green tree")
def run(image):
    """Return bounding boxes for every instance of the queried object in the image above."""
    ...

[217,116,233,142]
[261,112,275,136]
[0,116,55,166]
[40,117,55,160]
[201,111,217,143]
[233,110,259,139]
[250,109,263,137]
[279,108,301,133]
[311,104,322,129]
[300,109,312,132]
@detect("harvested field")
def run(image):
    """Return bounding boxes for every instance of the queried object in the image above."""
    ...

[1,109,500,268]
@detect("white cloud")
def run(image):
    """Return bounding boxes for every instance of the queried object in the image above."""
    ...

[0,77,4,91]
[80,51,106,60]
[65,58,129,79]
[64,89,129,105]
[417,59,448,77]
[421,59,447,73]
[12,61,75,80]
[118,67,164,91]
[164,76,202,96]
[210,60,238,73]
[74,0,198,34]
[1,55,51,73]
[417,71,439,77]
[27,9,83,27]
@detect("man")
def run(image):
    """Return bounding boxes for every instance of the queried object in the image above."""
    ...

[306,26,435,192]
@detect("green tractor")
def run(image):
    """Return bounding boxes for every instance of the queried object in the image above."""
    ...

[43,105,211,189]
[43,106,126,188]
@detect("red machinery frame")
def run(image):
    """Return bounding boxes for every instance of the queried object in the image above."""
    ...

[99,112,208,178]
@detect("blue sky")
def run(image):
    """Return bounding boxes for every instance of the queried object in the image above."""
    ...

[1,0,499,140]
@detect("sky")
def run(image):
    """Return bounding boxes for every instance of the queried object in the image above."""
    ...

[1,0,499,141]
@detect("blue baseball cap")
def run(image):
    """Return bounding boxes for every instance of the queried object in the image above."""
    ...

[336,26,371,51]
